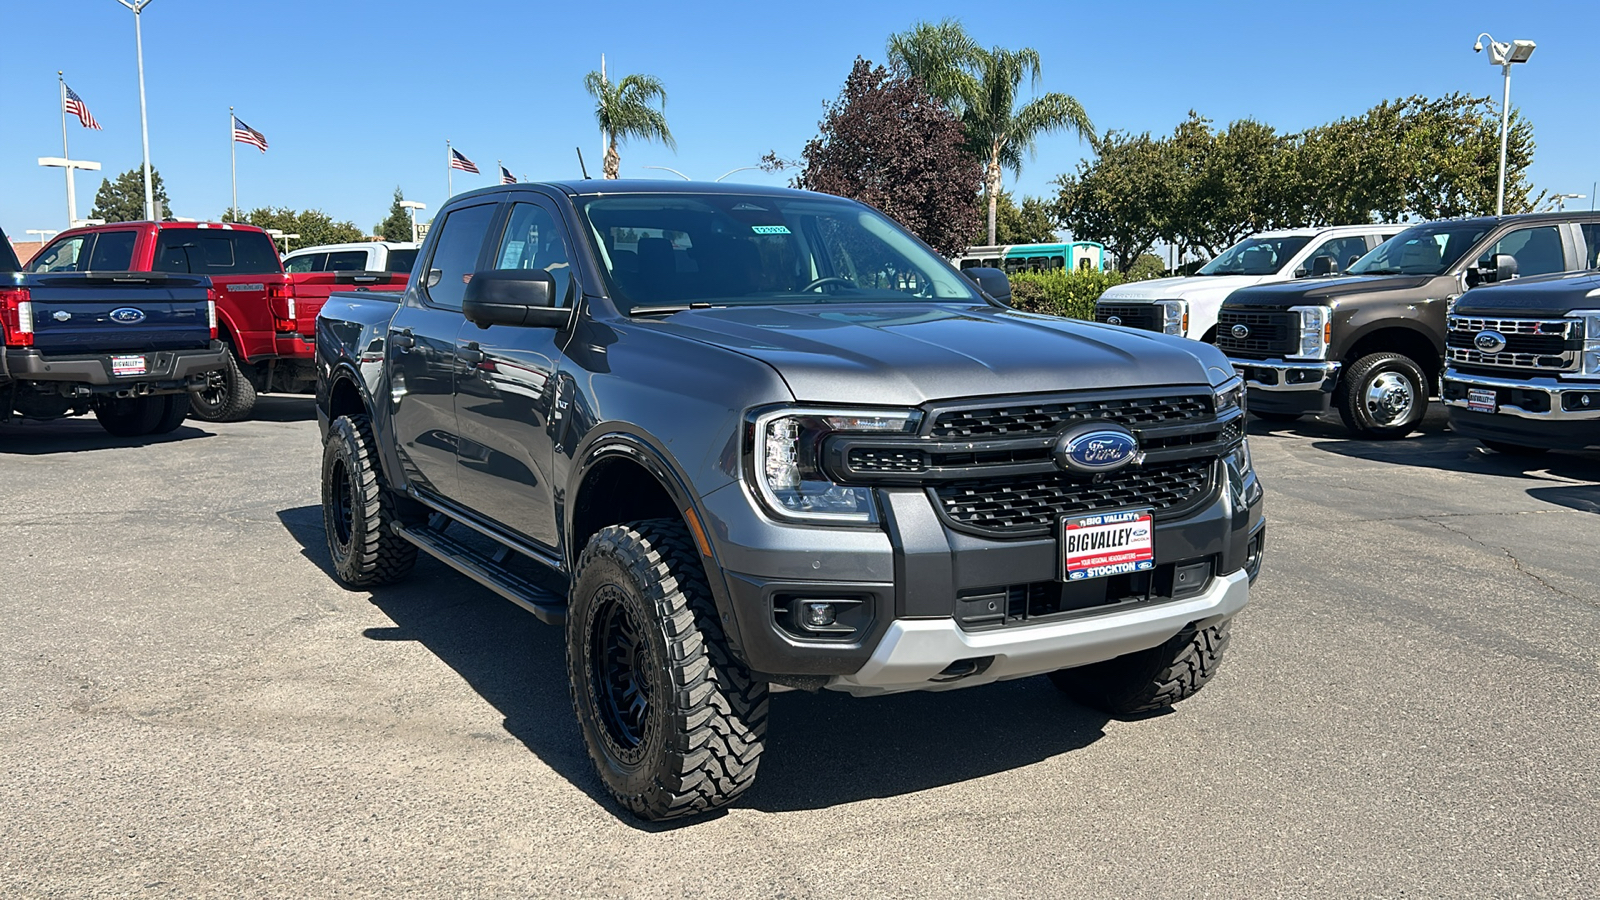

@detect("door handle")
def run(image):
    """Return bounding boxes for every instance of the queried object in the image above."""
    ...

[389,328,414,349]
[458,342,485,365]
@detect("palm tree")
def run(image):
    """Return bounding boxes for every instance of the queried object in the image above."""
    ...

[583,69,675,180]
[889,21,1094,245]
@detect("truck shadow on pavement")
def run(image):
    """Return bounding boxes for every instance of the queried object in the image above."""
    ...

[1249,411,1600,512]
[244,395,318,422]
[277,503,1114,824]
[0,416,214,454]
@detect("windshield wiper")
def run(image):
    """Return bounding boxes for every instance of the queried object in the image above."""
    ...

[628,302,721,316]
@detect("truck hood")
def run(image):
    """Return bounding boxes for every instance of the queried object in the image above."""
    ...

[1453,271,1600,318]
[1224,274,1436,310]
[645,302,1229,405]
[1099,273,1269,300]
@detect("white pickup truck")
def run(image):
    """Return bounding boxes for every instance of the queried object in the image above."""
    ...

[1094,225,1403,341]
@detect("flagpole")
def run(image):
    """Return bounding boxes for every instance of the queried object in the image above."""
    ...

[446,139,452,199]
[58,71,75,227]
[230,106,238,222]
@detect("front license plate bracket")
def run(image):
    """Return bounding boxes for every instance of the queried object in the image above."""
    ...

[1061,508,1155,582]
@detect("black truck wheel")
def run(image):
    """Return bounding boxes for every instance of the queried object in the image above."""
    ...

[148,394,191,434]
[1050,621,1231,716]
[1335,352,1429,439]
[568,519,767,821]
[1480,439,1550,456]
[322,414,418,587]
[189,346,257,422]
[92,395,165,436]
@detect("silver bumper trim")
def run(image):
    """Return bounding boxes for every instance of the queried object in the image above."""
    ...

[825,569,1251,696]
[1443,370,1600,420]
[1227,357,1339,392]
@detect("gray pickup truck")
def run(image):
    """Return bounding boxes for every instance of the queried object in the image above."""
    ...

[2,225,224,435]
[315,181,1266,820]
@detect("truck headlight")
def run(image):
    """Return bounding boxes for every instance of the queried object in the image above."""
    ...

[1157,299,1189,336]
[1288,305,1332,360]
[1213,376,1245,416]
[749,408,920,523]
[1569,310,1600,376]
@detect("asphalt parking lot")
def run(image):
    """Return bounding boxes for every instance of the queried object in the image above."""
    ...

[2,397,1597,898]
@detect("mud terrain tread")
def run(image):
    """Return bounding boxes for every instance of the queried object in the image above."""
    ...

[322,414,417,587]
[1050,621,1232,716]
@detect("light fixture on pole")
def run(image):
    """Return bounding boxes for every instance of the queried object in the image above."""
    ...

[1473,32,1536,216]
[26,229,60,252]
[715,166,760,182]
[38,157,101,229]
[398,200,426,244]
[642,165,691,180]
[116,0,157,221]
[1550,193,1586,212]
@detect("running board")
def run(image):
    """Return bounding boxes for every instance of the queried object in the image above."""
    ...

[391,522,567,625]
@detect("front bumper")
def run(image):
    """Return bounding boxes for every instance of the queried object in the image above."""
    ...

[830,569,1250,695]
[1443,370,1600,450]
[2,341,226,393]
[1229,357,1339,416]
[700,459,1264,691]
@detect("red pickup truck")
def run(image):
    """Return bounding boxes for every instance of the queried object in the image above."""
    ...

[29,221,307,421]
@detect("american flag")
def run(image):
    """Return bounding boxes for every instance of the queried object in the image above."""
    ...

[500,165,516,185]
[233,116,268,152]
[450,148,480,174]
[63,84,102,130]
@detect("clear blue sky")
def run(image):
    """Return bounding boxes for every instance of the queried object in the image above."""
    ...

[3,1,1596,243]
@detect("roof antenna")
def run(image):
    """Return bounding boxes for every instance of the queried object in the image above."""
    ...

[575,147,591,180]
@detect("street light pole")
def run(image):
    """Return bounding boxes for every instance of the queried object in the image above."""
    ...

[117,0,157,221]
[399,200,426,244]
[1474,32,1536,216]
[714,166,760,182]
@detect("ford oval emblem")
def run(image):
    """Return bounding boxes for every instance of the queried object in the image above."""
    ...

[1474,329,1508,353]
[109,307,147,325]
[1106,315,1123,326]
[1054,423,1142,474]
[1231,323,1250,340]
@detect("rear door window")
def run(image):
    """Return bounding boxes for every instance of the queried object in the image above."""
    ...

[385,248,419,274]
[85,230,138,270]
[1581,224,1600,269]
[152,229,283,275]
[283,252,326,273]
[422,203,497,310]
[1305,236,1369,274]
[325,250,367,271]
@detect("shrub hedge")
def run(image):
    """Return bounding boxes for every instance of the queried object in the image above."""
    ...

[1007,269,1127,320]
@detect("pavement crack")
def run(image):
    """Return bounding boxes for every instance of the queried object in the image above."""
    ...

[1427,516,1595,609]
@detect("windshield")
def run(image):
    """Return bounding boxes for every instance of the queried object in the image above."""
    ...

[1197,236,1311,276]
[1348,222,1492,276]
[574,193,982,312]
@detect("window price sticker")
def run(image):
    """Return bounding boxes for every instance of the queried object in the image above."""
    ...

[1062,509,1155,581]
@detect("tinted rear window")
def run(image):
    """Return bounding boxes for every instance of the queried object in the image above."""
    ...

[325,250,367,271]
[152,229,282,275]
[87,230,138,270]
[385,248,418,273]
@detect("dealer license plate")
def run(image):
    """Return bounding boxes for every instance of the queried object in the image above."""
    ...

[1467,388,1497,414]
[1061,509,1155,581]
[111,355,147,377]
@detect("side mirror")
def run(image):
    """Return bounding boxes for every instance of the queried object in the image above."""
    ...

[1293,265,1308,278]
[462,269,571,329]
[1310,256,1336,277]
[962,266,1012,304]
[1481,253,1519,284]
[427,268,442,288]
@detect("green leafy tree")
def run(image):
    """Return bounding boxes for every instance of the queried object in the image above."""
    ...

[90,168,174,222]
[221,207,364,253]
[978,191,1059,245]
[375,187,413,242]
[1054,130,1180,271]
[888,20,1093,245]
[584,69,674,180]
[1125,253,1167,281]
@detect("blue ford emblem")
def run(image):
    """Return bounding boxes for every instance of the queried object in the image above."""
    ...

[1473,329,1507,353]
[109,307,147,324]
[1231,323,1250,339]
[1054,423,1141,474]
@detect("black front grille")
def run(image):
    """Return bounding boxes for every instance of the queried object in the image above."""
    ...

[1094,303,1163,332]
[933,458,1216,536]
[930,394,1211,438]
[848,447,928,473]
[1446,330,1570,355]
[1215,310,1298,358]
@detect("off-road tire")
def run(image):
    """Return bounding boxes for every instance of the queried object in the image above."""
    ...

[1335,351,1429,439]
[1251,411,1303,423]
[1050,621,1232,716]
[93,395,165,436]
[322,414,417,587]
[189,345,257,422]
[568,519,767,821]
[1480,439,1549,456]
[148,394,191,434]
